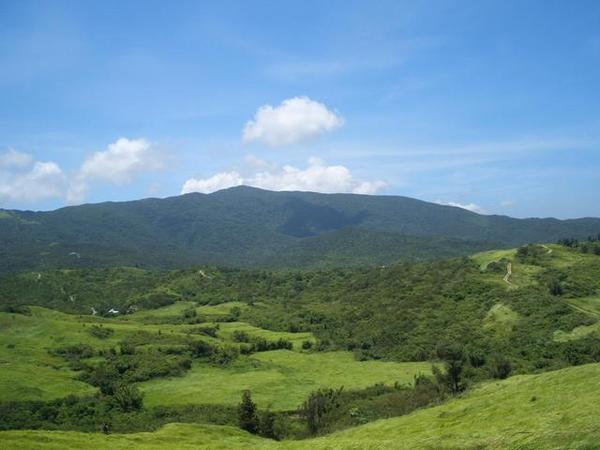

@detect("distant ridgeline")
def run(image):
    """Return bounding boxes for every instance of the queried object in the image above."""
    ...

[1,186,599,273]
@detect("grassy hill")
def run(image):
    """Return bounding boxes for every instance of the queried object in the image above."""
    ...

[1,186,599,273]
[1,243,599,447]
[2,362,599,449]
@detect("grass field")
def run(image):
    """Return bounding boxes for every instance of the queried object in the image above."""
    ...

[554,296,600,341]
[0,305,424,409]
[140,350,432,410]
[216,322,315,349]
[122,301,247,321]
[471,247,543,288]
[0,306,218,401]
[484,303,520,338]
[3,363,600,449]
[471,248,516,270]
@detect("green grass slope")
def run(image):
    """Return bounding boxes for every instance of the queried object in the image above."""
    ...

[3,363,599,449]
[140,351,431,410]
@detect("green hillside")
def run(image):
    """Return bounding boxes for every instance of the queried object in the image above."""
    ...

[1,186,599,273]
[1,242,599,447]
[2,362,599,449]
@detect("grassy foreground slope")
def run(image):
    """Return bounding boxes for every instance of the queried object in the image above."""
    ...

[2,363,599,449]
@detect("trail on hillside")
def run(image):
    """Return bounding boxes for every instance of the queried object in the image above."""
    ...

[503,262,512,284]
[541,244,553,254]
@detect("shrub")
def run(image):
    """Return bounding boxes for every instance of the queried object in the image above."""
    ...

[51,344,94,359]
[111,384,144,412]
[189,340,214,358]
[258,410,277,439]
[87,325,114,339]
[238,390,258,434]
[232,330,250,342]
[210,345,239,366]
[188,326,218,338]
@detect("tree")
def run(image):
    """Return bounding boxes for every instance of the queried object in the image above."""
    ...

[300,387,342,435]
[238,390,259,434]
[489,354,512,379]
[434,345,465,394]
[548,278,563,296]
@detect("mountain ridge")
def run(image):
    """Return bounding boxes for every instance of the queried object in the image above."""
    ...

[1,186,599,273]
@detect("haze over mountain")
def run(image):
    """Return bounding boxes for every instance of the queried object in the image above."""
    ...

[1,186,599,274]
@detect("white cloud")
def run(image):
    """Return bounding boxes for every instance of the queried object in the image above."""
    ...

[79,138,163,184]
[181,156,386,195]
[435,200,486,214]
[0,150,66,203]
[1,138,166,206]
[500,200,515,208]
[243,97,344,147]
[181,171,244,194]
[0,149,33,168]
[67,138,166,205]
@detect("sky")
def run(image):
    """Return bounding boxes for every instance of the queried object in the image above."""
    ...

[0,0,599,218]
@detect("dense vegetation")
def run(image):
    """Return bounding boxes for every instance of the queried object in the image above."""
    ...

[1,242,600,448]
[2,186,600,273]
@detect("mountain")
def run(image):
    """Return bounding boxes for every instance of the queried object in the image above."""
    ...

[1,186,599,273]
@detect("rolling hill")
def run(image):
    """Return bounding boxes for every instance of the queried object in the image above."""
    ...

[1,186,599,273]
[2,362,599,449]
[1,243,599,448]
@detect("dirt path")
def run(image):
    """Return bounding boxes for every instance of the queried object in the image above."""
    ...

[541,244,553,254]
[503,262,512,284]
[198,269,213,279]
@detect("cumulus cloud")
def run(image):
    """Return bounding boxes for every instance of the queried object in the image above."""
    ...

[243,97,344,147]
[1,138,166,206]
[79,138,163,184]
[0,151,66,203]
[181,171,244,194]
[68,138,166,204]
[435,200,486,214]
[181,156,386,195]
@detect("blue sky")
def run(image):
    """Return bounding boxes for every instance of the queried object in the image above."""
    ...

[1,0,599,218]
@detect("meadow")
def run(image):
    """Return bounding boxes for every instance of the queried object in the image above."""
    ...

[140,351,431,410]
[2,362,599,449]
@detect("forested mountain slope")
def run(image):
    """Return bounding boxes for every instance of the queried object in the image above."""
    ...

[1,186,599,273]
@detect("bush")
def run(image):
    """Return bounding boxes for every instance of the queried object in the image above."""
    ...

[188,326,218,338]
[134,293,176,310]
[87,325,114,339]
[210,345,239,366]
[302,340,313,350]
[51,344,94,359]
[189,340,214,358]
[112,384,144,412]
[0,305,31,315]
[232,330,250,342]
